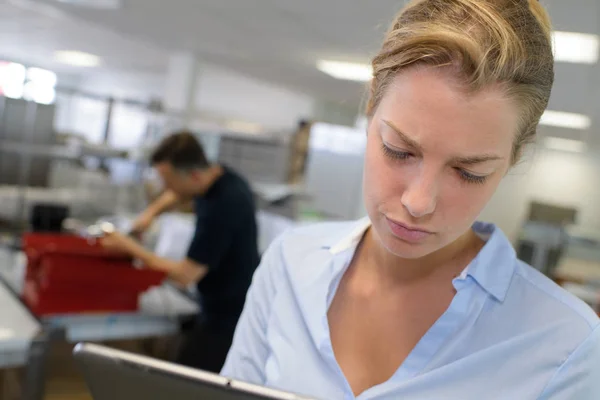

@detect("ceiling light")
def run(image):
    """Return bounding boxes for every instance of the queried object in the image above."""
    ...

[54,0,122,9]
[317,60,372,82]
[539,110,591,130]
[553,31,599,64]
[544,137,586,153]
[54,50,101,67]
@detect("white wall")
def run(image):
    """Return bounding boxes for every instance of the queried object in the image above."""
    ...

[74,71,165,100]
[479,147,600,242]
[194,64,315,131]
[304,123,366,220]
[312,99,361,127]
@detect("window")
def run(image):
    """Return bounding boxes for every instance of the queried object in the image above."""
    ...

[0,62,26,99]
[0,61,57,104]
[309,122,366,155]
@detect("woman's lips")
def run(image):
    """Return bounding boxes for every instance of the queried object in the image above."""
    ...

[385,217,433,243]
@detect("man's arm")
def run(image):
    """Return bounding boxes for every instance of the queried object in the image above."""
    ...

[102,232,207,287]
[146,190,180,216]
[132,190,181,235]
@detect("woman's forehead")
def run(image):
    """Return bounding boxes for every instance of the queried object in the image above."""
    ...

[376,68,517,159]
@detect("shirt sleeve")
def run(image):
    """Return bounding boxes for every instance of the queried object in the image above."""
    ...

[186,196,239,269]
[220,234,284,384]
[538,324,600,399]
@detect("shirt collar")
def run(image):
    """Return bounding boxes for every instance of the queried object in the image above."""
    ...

[322,218,517,303]
[463,221,516,302]
[324,217,371,254]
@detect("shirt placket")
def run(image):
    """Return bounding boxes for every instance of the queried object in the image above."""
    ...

[319,249,360,400]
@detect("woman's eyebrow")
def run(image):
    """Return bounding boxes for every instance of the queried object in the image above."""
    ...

[383,119,505,164]
[382,119,423,152]
[450,154,505,165]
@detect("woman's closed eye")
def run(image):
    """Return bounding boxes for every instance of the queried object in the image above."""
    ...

[382,141,491,185]
[381,143,412,160]
[455,168,489,185]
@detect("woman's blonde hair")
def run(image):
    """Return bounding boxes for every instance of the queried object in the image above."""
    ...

[367,0,554,163]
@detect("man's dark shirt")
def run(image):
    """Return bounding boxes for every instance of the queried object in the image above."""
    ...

[186,167,260,323]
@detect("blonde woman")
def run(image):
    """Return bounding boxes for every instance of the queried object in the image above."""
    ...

[222,0,600,398]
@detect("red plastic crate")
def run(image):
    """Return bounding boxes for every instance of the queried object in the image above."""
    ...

[21,233,166,316]
[23,233,128,263]
[35,255,164,292]
[23,233,129,281]
[23,280,139,315]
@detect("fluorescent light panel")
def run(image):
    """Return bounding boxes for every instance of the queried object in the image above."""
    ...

[544,137,586,153]
[553,31,599,64]
[55,0,122,9]
[54,50,100,67]
[317,60,372,82]
[539,110,591,130]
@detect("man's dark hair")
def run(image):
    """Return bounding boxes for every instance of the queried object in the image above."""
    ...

[150,131,209,171]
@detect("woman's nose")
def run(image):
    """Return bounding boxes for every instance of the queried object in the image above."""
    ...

[400,173,438,218]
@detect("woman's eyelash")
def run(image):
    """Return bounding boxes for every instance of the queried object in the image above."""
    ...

[456,169,488,185]
[382,143,489,185]
[381,143,411,160]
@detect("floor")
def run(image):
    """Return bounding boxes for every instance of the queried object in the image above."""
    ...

[44,341,106,400]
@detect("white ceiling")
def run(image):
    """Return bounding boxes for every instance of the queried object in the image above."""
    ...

[28,0,407,108]
[1,0,600,145]
[0,0,166,75]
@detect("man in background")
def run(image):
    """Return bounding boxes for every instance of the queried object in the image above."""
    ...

[101,131,260,372]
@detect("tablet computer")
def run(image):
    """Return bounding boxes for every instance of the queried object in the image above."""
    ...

[73,342,314,400]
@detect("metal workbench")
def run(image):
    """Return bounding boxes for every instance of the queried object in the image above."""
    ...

[0,270,40,369]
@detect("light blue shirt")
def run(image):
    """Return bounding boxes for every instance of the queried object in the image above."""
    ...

[222,219,600,399]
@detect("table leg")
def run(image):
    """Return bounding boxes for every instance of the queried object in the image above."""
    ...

[20,326,65,400]
[0,369,6,399]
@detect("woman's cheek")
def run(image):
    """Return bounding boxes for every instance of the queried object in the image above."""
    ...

[442,184,494,225]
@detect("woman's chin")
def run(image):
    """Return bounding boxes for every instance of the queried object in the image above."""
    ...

[380,232,440,260]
